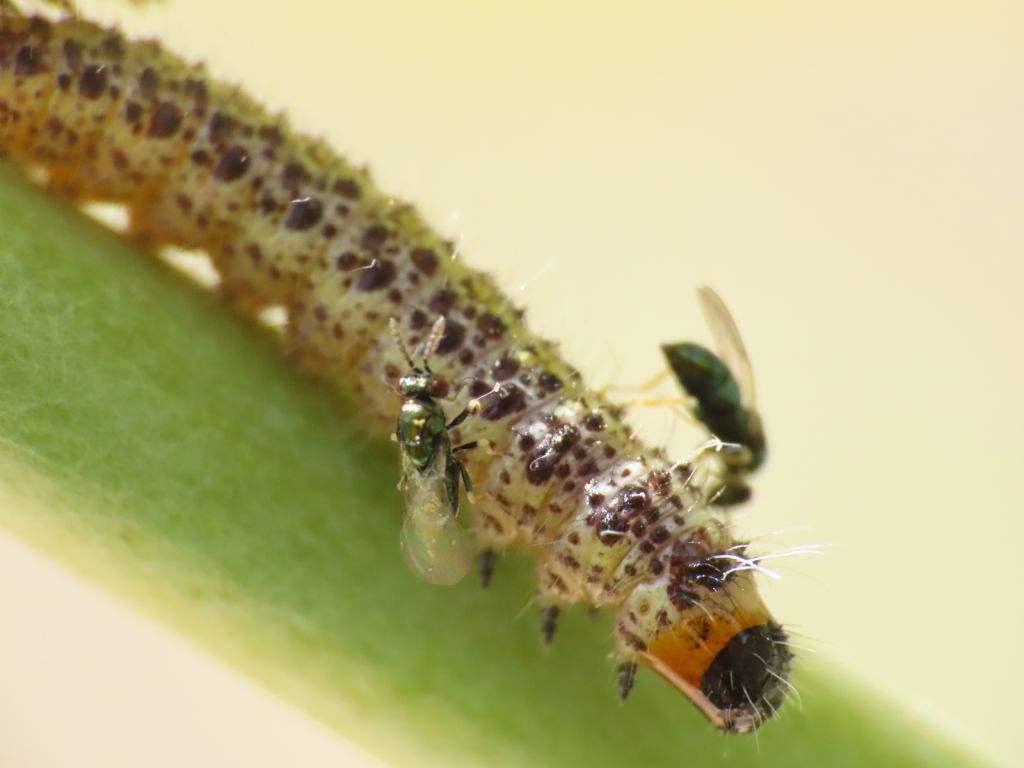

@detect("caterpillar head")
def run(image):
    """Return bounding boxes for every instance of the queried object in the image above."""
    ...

[618,564,792,733]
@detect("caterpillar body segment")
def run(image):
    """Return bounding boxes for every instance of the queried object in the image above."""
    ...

[0,8,792,732]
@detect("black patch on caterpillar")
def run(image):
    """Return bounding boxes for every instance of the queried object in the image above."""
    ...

[148,101,182,138]
[526,424,580,485]
[408,309,428,329]
[102,34,125,60]
[594,485,651,546]
[281,162,309,188]
[14,45,45,77]
[434,319,466,355]
[410,248,438,275]
[62,39,82,67]
[333,177,361,199]
[208,111,236,143]
[353,259,397,291]
[360,224,389,252]
[139,66,159,99]
[481,384,527,421]
[283,197,323,230]
[428,289,456,314]
[492,357,520,381]
[476,312,506,340]
[213,145,250,182]
[78,64,107,99]
[124,101,143,123]
[538,371,563,393]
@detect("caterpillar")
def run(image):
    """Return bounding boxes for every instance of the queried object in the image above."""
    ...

[0,7,792,732]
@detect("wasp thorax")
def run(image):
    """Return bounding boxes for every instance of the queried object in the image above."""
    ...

[617,568,791,733]
[398,372,450,399]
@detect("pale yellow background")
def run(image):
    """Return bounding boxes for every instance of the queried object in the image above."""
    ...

[1,0,1021,765]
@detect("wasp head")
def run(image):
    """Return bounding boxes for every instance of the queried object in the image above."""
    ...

[398,372,450,399]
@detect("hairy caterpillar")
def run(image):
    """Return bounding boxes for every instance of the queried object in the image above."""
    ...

[0,7,792,732]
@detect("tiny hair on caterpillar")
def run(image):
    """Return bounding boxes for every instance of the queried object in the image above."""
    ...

[0,4,792,732]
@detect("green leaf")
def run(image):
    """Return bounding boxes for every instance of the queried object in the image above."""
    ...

[0,165,987,767]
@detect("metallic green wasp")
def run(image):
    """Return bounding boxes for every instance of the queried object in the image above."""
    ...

[661,287,766,506]
[390,317,486,586]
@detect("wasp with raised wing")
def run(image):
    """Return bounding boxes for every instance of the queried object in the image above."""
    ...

[660,287,767,506]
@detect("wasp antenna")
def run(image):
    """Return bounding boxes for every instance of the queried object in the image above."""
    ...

[420,315,447,371]
[389,317,418,371]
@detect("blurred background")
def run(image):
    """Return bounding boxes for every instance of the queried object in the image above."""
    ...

[1,0,1021,765]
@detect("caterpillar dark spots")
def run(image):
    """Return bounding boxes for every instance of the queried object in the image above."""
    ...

[0,7,793,732]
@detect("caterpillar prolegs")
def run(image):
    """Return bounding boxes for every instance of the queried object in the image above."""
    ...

[0,7,792,732]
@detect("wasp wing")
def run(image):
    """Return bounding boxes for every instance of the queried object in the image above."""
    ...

[697,286,757,410]
[398,448,474,586]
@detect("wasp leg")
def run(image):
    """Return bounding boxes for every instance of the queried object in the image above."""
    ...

[620,396,689,408]
[683,437,759,508]
[448,384,502,429]
[453,441,478,453]
[602,368,671,396]
[540,606,560,646]
[477,549,496,589]
[455,456,474,498]
[447,405,474,430]
[618,661,638,701]
[710,481,753,507]
[443,454,463,517]
[602,365,694,422]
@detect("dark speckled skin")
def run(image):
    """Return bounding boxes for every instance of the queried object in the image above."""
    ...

[0,9,791,731]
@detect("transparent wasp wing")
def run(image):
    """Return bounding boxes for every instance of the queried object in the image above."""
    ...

[697,286,757,410]
[398,449,474,586]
